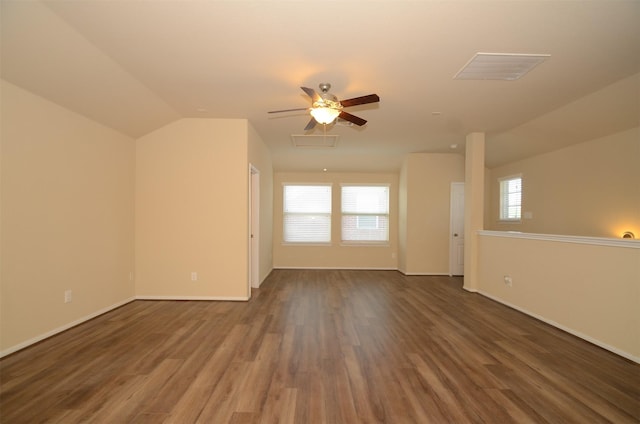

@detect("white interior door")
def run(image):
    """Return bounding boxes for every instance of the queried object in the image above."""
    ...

[250,165,260,289]
[449,182,465,276]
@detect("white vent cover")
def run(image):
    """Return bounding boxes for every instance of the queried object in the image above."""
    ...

[291,134,339,148]
[454,52,550,81]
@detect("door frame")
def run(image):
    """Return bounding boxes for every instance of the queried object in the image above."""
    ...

[249,164,260,292]
[449,182,465,276]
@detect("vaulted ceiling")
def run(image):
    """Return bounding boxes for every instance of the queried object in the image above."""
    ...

[2,1,639,171]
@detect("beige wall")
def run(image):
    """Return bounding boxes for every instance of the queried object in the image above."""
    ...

[487,128,640,238]
[1,80,135,354]
[135,119,250,299]
[400,153,465,275]
[247,122,274,284]
[478,232,640,361]
[273,172,399,269]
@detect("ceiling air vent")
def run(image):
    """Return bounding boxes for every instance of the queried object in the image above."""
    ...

[454,52,550,81]
[291,134,339,148]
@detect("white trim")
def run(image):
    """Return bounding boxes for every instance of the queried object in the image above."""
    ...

[135,296,250,301]
[478,230,640,249]
[0,297,135,359]
[272,267,450,274]
[273,266,397,271]
[249,163,260,291]
[477,290,640,364]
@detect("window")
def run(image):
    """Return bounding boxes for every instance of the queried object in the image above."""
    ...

[283,184,332,243]
[341,185,389,242]
[499,175,522,221]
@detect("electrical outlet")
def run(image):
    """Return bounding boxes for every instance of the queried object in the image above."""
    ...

[504,276,513,287]
[64,290,73,303]
[191,272,198,281]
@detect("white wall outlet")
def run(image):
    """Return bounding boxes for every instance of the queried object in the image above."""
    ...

[191,272,198,281]
[64,290,73,303]
[524,211,533,219]
[504,275,513,287]
[129,271,134,281]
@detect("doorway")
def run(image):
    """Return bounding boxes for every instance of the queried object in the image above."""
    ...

[449,182,465,276]
[249,165,260,291]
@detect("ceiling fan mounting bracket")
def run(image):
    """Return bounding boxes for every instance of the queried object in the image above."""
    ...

[319,83,331,93]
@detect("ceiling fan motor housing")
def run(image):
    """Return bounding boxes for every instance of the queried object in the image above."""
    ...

[315,84,341,109]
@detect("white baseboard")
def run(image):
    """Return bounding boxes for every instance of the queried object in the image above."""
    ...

[253,267,275,289]
[477,290,640,364]
[273,266,398,271]
[135,295,250,301]
[0,297,135,359]
[399,271,450,276]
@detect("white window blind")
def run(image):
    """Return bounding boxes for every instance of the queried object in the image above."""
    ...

[341,185,389,242]
[499,176,522,221]
[283,184,332,243]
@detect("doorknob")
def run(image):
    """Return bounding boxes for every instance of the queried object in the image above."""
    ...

[453,233,458,237]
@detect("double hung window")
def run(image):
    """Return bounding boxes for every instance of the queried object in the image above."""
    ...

[283,184,332,243]
[341,185,389,243]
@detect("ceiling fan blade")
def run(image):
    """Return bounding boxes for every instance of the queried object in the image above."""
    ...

[268,107,309,114]
[301,87,321,103]
[304,118,317,131]
[338,111,367,126]
[339,94,380,108]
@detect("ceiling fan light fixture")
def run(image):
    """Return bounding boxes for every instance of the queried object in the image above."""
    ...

[310,107,340,125]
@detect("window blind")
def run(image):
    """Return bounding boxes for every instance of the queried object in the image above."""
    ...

[283,184,332,243]
[341,185,389,242]
[499,176,522,220]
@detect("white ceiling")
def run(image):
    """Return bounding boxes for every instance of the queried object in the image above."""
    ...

[2,0,639,172]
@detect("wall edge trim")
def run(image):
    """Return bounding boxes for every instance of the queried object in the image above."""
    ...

[478,230,640,249]
[135,296,250,301]
[272,267,398,271]
[477,290,639,364]
[0,297,136,359]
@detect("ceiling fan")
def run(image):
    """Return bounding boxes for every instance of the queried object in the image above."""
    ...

[268,83,380,130]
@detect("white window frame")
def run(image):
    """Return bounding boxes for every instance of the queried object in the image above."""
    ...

[282,183,332,244]
[341,184,390,245]
[499,175,522,222]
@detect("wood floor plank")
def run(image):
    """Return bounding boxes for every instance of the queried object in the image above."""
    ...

[1,270,638,423]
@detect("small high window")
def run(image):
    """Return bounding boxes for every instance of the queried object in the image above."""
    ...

[499,176,522,221]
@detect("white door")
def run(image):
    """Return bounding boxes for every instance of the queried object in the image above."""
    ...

[249,165,260,289]
[449,182,465,276]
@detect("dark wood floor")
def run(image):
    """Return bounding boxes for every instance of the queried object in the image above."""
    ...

[1,270,638,423]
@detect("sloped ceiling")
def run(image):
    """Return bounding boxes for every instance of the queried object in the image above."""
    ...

[2,0,639,171]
